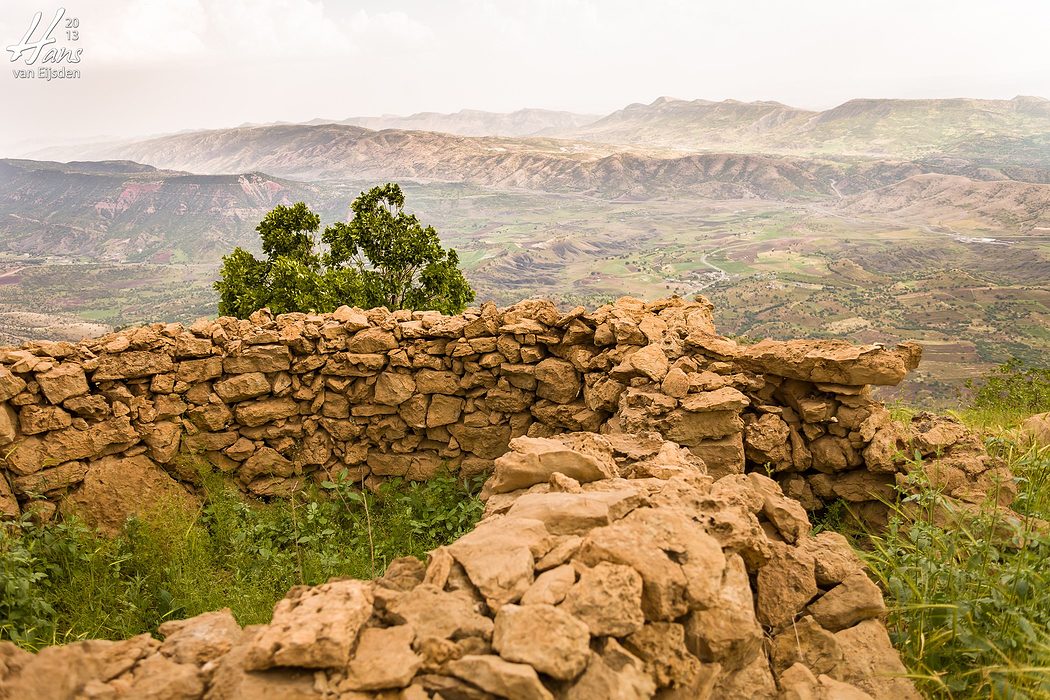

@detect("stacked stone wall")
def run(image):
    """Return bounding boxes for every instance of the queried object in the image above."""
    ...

[0,296,1009,530]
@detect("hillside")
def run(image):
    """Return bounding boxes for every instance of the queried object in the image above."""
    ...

[0,159,348,262]
[560,96,1050,162]
[332,107,600,137]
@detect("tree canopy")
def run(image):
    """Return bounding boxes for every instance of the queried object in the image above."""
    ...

[215,184,474,318]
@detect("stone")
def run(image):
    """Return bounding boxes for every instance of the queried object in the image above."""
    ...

[564,639,656,700]
[806,571,886,632]
[561,561,645,636]
[347,327,398,354]
[245,579,374,670]
[0,366,27,401]
[235,397,299,427]
[343,625,421,690]
[415,369,460,394]
[485,435,616,494]
[214,372,271,402]
[449,423,511,459]
[374,372,416,406]
[36,363,87,404]
[492,603,590,680]
[94,351,174,380]
[521,563,576,606]
[623,622,710,692]
[60,455,195,535]
[1021,412,1050,447]
[0,403,17,446]
[738,339,922,386]
[446,655,553,700]
[834,620,922,699]
[663,409,744,445]
[505,490,640,535]
[426,394,464,427]
[223,344,291,374]
[798,531,866,587]
[770,615,844,676]
[576,507,725,621]
[239,447,294,482]
[158,608,242,665]
[11,460,88,495]
[535,358,581,404]
[779,662,876,700]
[386,583,494,641]
[680,387,750,412]
[683,553,762,671]
[175,357,223,383]
[447,516,550,608]
[612,344,669,383]
[756,541,818,629]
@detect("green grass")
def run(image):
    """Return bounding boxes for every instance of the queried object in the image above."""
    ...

[855,359,1050,699]
[0,462,485,649]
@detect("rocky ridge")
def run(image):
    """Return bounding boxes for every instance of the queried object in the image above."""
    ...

[1,432,921,699]
[0,296,1011,532]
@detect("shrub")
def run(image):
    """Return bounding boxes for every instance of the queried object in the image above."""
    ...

[965,358,1050,427]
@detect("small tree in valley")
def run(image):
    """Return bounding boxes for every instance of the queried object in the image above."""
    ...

[215,184,474,318]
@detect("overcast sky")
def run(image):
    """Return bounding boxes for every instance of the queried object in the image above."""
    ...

[3,0,1050,154]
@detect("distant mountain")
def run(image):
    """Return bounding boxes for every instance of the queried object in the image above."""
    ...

[45,123,963,200]
[0,159,346,262]
[558,96,1050,162]
[330,108,600,137]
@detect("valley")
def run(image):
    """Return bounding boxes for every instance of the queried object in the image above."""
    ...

[2,96,1048,405]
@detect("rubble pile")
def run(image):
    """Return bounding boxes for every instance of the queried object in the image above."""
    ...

[0,433,921,699]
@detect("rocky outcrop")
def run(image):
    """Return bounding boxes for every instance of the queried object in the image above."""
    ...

[0,433,920,699]
[0,296,1005,531]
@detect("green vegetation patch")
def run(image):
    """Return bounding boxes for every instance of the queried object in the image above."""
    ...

[0,466,485,650]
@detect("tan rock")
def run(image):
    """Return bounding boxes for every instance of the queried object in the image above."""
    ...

[426,394,464,427]
[492,603,590,680]
[485,435,616,494]
[223,344,291,374]
[245,579,374,670]
[577,508,725,621]
[11,460,88,495]
[561,561,645,636]
[343,625,421,691]
[347,327,397,354]
[771,615,844,676]
[535,358,581,404]
[564,639,656,700]
[756,541,818,629]
[806,571,886,632]
[386,583,494,641]
[521,563,576,606]
[448,423,511,459]
[447,516,550,608]
[446,655,553,700]
[684,553,762,671]
[94,351,174,380]
[374,372,416,406]
[60,455,195,535]
[623,622,712,692]
[680,387,750,412]
[779,662,876,700]
[239,447,294,482]
[612,344,669,383]
[214,373,271,402]
[0,366,27,401]
[833,620,921,699]
[798,531,866,587]
[36,363,86,404]
[0,402,17,446]
[1021,412,1050,447]
[738,339,921,386]
[159,608,243,665]
[235,397,299,427]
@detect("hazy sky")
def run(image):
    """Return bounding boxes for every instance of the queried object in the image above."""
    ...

[3,0,1050,154]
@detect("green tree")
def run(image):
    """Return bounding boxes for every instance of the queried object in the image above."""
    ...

[214,185,474,318]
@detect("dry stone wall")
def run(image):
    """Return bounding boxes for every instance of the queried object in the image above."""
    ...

[0,296,1010,530]
[0,432,921,699]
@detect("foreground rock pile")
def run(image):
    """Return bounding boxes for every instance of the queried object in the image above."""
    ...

[0,296,1009,530]
[0,433,920,699]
